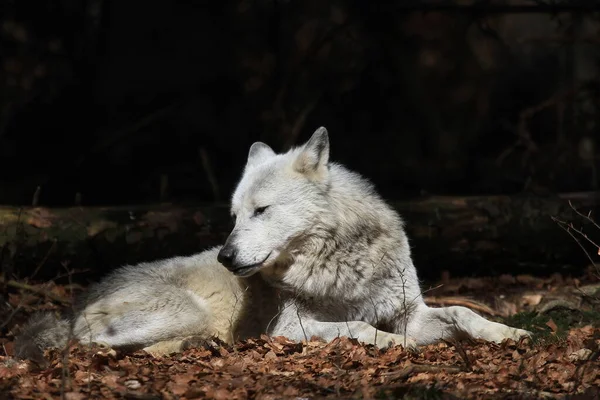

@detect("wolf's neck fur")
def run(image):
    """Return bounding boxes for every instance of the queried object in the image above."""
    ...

[259,163,419,306]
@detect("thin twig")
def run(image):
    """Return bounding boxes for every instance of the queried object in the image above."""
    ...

[442,339,472,371]
[556,205,600,278]
[552,217,600,252]
[0,301,22,330]
[419,283,444,297]
[568,200,600,232]
[30,239,57,280]
[551,216,598,270]
[296,309,309,343]
[229,287,249,346]
[2,278,71,305]
[400,267,409,348]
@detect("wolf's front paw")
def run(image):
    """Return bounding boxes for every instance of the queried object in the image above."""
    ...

[92,340,117,357]
[509,328,533,341]
[491,326,532,344]
[376,333,418,351]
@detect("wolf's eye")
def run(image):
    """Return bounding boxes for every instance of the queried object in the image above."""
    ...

[231,213,237,223]
[253,206,269,217]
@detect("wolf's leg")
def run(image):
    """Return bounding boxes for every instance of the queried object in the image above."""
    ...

[143,335,217,357]
[306,320,417,349]
[73,288,213,350]
[79,308,211,350]
[272,306,417,349]
[406,304,531,345]
[143,340,187,357]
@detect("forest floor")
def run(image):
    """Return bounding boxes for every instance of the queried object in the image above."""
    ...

[1,269,599,399]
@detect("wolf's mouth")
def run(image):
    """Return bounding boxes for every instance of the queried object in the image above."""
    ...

[231,253,272,277]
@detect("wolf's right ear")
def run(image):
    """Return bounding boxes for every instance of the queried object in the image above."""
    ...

[293,127,329,180]
[246,142,275,168]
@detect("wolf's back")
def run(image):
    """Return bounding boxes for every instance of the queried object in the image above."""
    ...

[14,311,71,365]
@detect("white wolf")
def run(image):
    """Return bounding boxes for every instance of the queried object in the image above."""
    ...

[15,127,530,362]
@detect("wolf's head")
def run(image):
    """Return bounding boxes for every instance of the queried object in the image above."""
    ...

[217,127,331,277]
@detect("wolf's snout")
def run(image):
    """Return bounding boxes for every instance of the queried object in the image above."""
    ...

[217,245,236,269]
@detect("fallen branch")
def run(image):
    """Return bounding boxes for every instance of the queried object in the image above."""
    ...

[381,363,462,381]
[1,278,71,305]
[424,296,499,317]
[0,192,598,280]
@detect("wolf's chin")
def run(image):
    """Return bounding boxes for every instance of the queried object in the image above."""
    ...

[231,252,273,277]
[231,265,262,277]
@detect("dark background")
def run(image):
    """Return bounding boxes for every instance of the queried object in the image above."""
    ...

[1,0,599,207]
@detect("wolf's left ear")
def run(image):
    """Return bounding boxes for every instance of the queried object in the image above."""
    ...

[247,142,275,168]
[294,127,329,178]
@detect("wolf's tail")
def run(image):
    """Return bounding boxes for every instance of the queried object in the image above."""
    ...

[14,311,71,365]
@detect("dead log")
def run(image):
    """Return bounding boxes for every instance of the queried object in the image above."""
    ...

[0,192,599,282]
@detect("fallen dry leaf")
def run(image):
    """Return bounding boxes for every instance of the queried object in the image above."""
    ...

[546,318,558,332]
[521,293,543,307]
[568,348,592,362]
[3,275,600,399]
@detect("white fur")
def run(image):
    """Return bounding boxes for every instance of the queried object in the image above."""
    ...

[17,127,530,359]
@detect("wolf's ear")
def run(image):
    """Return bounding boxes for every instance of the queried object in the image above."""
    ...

[247,142,275,168]
[293,127,329,178]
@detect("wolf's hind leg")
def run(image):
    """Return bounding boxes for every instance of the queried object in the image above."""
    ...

[95,309,211,348]
[143,340,187,357]
[407,304,531,345]
[143,335,219,357]
[74,289,213,351]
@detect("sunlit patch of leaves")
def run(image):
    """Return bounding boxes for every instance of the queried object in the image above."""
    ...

[506,308,600,346]
[3,278,600,399]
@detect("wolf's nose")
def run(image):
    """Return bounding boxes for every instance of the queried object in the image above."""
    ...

[217,246,236,269]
